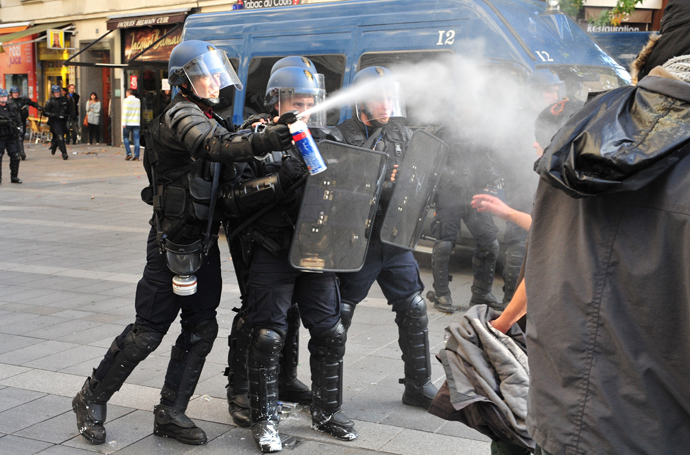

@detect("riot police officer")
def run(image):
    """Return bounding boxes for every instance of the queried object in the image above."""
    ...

[71,40,293,446]
[8,86,40,160]
[219,64,356,452]
[426,127,501,313]
[225,56,329,430]
[336,66,438,409]
[44,85,73,160]
[0,88,23,184]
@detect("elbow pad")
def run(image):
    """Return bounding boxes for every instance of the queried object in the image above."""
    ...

[219,174,284,217]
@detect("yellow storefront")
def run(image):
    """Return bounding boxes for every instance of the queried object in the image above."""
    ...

[38,41,72,104]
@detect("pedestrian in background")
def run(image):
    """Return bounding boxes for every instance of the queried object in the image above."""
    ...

[86,93,101,145]
[68,84,80,144]
[122,89,140,161]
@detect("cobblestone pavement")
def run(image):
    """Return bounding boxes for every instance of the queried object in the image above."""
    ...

[0,141,503,454]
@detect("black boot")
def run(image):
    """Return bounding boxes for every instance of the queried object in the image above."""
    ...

[225,309,251,428]
[428,240,457,313]
[9,153,21,184]
[392,292,438,410]
[153,405,206,445]
[155,320,218,445]
[279,303,312,404]
[249,328,284,453]
[59,138,68,160]
[72,324,164,444]
[72,374,106,444]
[310,321,357,441]
[470,239,500,309]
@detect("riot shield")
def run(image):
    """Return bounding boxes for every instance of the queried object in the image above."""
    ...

[289,140,386,272]
[380,130,448,250]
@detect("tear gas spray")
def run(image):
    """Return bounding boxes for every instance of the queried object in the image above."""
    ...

[278,111,327,175]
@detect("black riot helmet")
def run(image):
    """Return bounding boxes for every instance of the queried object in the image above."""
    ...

[168,40,243,107]
[265,66,326,128]
[352,66,405,128]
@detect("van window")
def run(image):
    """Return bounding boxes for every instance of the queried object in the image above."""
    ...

[244,55,346,125]
[541,64,627,102]
[358,51,454,127]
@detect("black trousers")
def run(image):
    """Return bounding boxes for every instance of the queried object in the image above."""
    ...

[246,246,340,338]
[434,188,498,247]
[94,227,222,380]
[88,123,100,144]
[338,239,424,304]
[50,121,68,153]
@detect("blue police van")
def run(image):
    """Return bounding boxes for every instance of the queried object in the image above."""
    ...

[182,0,631,126]
[182,0,631,250]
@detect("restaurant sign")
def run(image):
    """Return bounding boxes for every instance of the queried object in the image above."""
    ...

[123,25,182,62]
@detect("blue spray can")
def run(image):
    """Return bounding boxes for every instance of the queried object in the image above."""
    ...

[279,111,327,175]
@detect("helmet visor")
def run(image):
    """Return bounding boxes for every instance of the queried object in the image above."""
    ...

[276,87,326,128]
[183,49,243,100]
[357,80,405,123]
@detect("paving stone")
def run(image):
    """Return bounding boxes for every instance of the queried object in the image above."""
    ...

[0,387,45,413]
[0,333,44,355]
[23,345,106,371]
[436,421,492,442]
[15,404,135,444]
[32,444,97,455]
[0,315,71,337]
[0,394,72,434]
[61,409,160,453]
[0,370,84,397]
[0,434,54,454]
[0,364,30,381]
[379,427,491,455]
[0,340,79,366]
[57,323,127,345]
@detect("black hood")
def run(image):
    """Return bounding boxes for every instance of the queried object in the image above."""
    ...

[535,75,690,198]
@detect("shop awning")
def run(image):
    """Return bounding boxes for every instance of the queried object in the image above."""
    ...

[0,22,72,53]
[106,8,190,31]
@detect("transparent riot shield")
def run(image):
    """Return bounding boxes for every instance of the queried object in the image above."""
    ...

[380,130,448,250]
[289,141,386,272]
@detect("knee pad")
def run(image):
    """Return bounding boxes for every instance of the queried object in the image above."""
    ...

[340,301,357,330]
[433,240,454,257]
[122,324,165,362]
[392,292,428,331]
[190,319,218,358]
[252,328,285,356]
[310,320,347,349]
[476,239,500,258]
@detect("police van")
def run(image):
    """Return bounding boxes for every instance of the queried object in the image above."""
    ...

[182,0,630,126]
[181,0,630,249]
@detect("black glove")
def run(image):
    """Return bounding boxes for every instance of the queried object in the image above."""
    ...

[240,113,271,131]
[277,157,306,190]
[251,124,292,156]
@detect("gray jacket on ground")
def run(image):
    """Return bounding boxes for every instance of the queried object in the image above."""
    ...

[526,70,690,455]
[430,305,534,450]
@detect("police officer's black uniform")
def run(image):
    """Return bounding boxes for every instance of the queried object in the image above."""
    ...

[70,88,291,446]
[427,127,501,312]
[9,91,40,160]
[44,90,73,160]
[0,100,22,183]
[336,114,438,409]
[219,120,357,451]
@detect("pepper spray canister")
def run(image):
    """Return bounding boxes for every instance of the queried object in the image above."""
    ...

[279,111,327,175]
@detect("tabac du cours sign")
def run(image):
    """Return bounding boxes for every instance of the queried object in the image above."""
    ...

[123,25,182,62]
[47,29,65,50]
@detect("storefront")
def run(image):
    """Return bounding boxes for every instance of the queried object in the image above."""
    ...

[0,23,39,114]
[108,9,189,132]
